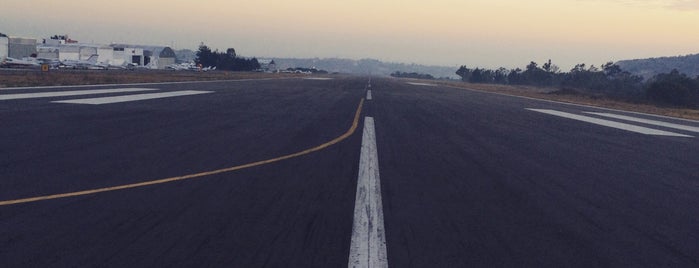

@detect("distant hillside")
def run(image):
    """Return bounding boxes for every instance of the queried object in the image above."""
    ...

[172,51,458,78]
[263,58,459,79]
[616,53,699,79]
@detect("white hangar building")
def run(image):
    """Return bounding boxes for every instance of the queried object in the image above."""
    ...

[109,44,177,69]
[0,36,8,61]
[1,36,37,59]
[37,41,177,69]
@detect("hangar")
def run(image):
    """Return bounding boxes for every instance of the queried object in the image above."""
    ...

[110,44,176,69]
[37,42,177,69]
[7,37,37,59]
[3,33,178,69]
[0,35,8,61]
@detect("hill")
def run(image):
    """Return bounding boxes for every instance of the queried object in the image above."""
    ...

[616,53,699,79]
[261,58,458,79]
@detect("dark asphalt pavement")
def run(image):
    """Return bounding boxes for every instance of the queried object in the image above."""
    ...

[1,77,698,267]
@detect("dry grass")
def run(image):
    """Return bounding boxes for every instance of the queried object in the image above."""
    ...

[432,80,699,121]
[3,71,698,121]
[0,69,306,88]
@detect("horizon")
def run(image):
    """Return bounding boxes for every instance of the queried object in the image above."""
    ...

[2,0,698,70]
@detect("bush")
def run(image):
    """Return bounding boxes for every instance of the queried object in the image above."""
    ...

[646,69,699,107]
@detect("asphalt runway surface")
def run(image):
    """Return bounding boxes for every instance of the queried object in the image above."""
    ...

[1,76,698,267]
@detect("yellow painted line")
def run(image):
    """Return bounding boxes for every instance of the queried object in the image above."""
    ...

[0,98,365,206]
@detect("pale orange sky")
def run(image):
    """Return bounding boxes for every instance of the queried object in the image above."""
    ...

[2,0,698,69]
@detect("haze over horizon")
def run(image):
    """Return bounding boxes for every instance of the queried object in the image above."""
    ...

[2,0,698,70]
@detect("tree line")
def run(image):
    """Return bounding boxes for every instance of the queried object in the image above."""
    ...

[195,43,260,71]
[456,60,699,108]
[390,71,435,80]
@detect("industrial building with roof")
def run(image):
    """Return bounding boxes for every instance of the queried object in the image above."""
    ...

[2,33,179,69]
[0,36,38,60]
[37,42,177,69]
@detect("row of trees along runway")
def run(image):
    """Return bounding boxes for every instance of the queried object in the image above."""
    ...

[195,43,261,71]
[456,60,699,108]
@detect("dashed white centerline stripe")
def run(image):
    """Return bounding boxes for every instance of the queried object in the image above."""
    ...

[52,90,212,105]
[349,117,388,268]
[0,88,159,100]
[528,109,693,137]
[367,90,372,101]
[585,112,699,133]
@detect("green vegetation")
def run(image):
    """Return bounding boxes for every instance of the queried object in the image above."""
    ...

[195,43,261,71]
[456,60,699,108]
[390,71,434,80]
[646,70,699,107]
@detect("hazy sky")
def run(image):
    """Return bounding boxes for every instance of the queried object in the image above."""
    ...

[2,0,698,69]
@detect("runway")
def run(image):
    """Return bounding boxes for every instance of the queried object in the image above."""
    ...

[1,76,698,266]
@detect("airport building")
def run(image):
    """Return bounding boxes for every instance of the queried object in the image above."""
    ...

[37,42,177,69]
[8,37,37,59]
[109,44,176,69]
[0,36,8,61]
[2,33,179,69]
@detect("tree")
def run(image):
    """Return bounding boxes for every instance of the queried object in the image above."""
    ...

[456,65,472,82]
[522,61,553,86]
[542,59,560,73]
[194,42,260,71]
[508,68,523,84]
[195,43,217,68]
[494,68,510,84]
[226,48,236,58]
[646,69,699,107]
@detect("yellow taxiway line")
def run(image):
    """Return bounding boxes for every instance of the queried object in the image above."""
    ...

[0,98,365,206]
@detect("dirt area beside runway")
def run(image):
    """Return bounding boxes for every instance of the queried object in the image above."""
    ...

[432,80,699,121]
[0,69,307,88]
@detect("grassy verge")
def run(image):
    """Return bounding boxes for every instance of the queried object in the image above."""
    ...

[0,69,307,88]
[433,80,699,121]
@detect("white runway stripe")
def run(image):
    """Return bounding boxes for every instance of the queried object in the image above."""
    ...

[52,91,212,105]
[0,88,159,100]
[528,109,693,137]
[349,117,388,268]
[585,112,699,133]
[367,90,372,100]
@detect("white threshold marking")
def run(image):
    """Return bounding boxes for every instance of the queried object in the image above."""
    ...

[349,117,388,268]
[528,109,693,137]
[406,82,436,87]
[52,90,212,105]
[585,112,699,134]
[0,88,159,100]
[367,90,373,100]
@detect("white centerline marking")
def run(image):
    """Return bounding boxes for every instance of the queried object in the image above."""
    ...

[0,88,159,100]
[367,90,373,100]
[52,91,212,105]
[528,109,693,137]
[585,112,699,133]
[349,117,388,268]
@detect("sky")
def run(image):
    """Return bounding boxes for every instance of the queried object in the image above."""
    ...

[2,0,698,70]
